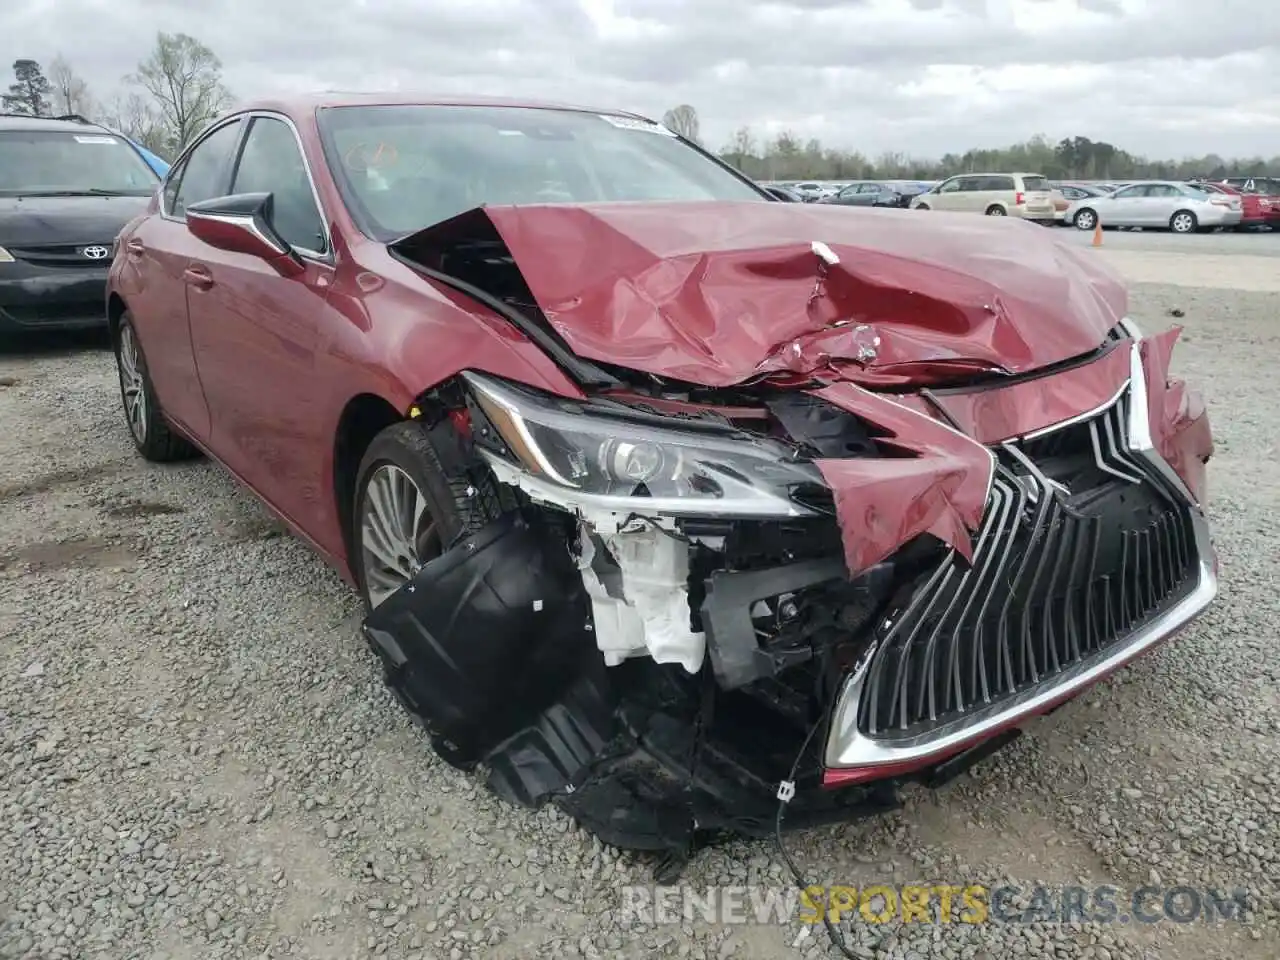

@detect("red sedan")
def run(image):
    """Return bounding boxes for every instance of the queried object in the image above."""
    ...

[107,93,1218,858]
[1193,181,1270,229]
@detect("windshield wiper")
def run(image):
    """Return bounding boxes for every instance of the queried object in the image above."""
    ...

[10,188,140,197]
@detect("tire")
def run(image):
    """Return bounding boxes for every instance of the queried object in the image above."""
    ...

[984,205,1006,216]
[352,419,515,612]
[914,203,930,211]
[113,313,197,462]
[1170,210,1198,234]
[1074,208,1098,230]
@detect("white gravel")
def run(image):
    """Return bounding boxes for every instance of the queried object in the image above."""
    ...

[1,275,1277,959]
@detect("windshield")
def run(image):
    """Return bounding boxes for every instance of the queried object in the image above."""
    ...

[0,130,160,196]
[318,104,766,240]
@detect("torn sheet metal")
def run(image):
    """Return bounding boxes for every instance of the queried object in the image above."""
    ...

[393,201,1128,388]
[923,339,1133,444]
[577,523,706,673]
[1139,327,1213,504]
[810,381,995,573]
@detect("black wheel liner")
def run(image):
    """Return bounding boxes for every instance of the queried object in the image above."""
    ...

[362,509,904,853]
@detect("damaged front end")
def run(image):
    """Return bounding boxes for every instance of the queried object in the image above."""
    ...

[364,205,1217,855]
[363,337,1218,855]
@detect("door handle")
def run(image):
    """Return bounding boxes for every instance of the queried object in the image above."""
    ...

[125,238,145,259]
[183,265,214,290]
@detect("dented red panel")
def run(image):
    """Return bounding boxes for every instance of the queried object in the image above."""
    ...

[459,201,1128,387]
[927,341,1132,444]
[1141,328,1213,504]
[811,332,1210,578]
[813,383,994,572]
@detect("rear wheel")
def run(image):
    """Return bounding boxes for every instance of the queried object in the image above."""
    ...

[113,313,197,462]
[914,203,930,211]
[1074,208,1098,230]
[1170,210,1198,234]
[985,204,1006,216]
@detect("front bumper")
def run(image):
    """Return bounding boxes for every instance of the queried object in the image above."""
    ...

[822,341,1216,781]
[0,262,111,332]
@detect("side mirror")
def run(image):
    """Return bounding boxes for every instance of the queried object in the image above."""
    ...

[185,192,305,277]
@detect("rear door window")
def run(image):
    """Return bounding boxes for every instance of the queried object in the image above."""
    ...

[973,175,1013,191]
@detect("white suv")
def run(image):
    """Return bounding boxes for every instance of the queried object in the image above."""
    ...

[910,172,1056,222]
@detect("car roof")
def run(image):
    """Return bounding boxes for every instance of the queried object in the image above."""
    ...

[232,91,656,123]
[0,112,115,134]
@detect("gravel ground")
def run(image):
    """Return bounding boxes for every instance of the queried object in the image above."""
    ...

[1,273,1278,959]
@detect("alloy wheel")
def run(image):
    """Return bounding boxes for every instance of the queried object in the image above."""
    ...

[1076,210,1096,230]
[1172,213,1195,233]
[117,324,148,444]
[359,464,441,608]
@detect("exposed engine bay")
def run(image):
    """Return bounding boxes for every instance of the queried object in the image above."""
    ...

[365,204,1218,864]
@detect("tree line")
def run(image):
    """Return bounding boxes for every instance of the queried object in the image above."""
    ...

[5,51,1274,180]
[3,33,232,159]
[674,107,1277,182]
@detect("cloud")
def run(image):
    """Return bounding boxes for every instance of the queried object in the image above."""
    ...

[9,0,1280,159]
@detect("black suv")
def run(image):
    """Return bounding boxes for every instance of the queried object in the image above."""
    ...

[0,114,160,334]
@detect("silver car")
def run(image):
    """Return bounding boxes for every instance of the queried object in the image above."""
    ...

[1066,181,1242,233]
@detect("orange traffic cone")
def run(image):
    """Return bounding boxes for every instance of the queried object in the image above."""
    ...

[1092,221,1103,247]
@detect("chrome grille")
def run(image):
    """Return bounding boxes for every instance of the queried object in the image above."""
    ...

[857,387,1200,739]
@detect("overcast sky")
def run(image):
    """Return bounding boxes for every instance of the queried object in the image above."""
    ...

[10,0,1280,159]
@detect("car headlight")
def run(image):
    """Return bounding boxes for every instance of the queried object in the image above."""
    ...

[0,246,14,263]
[462,371,825,519]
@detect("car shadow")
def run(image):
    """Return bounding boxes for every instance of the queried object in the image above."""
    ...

[0,327,112,357]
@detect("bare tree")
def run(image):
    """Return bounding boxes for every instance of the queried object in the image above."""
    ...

[129,32,233,153]
[100,92,167,156]
[3,59,52,116]
[661,104,700,144]
[47,55,95,117]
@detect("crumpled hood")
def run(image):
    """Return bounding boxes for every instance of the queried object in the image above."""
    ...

[398,200,1128,387]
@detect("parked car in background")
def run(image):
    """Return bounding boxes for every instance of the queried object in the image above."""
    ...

[820,179,931,209]
[1065,180,1241,233]
[1190,182,1268,231]
[762,184,803,202]
[104,92,1218,859]
[909,172,1056,222]
[790,182,827,202]
[0,113,161,335]
[1221,176,1280,195]
[1053,183,1109,226]
[51,113,170,177]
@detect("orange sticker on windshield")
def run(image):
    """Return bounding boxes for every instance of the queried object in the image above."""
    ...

[343,142,399,168]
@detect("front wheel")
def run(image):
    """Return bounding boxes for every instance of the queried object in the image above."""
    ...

[1074,208,1098,230]
[113,313,197,462]
[1170,210,1198,234]
[353,421,512,611]
[914,203,930,211]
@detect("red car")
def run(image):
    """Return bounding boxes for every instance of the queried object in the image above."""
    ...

[107,94,1218,861]
[1192,181,1269,229]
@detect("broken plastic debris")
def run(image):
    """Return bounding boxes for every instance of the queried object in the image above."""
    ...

[811,240,839,265]
[21,661,44,678]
